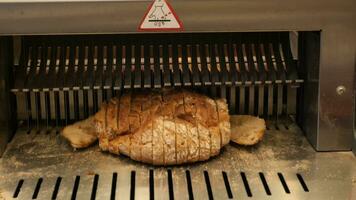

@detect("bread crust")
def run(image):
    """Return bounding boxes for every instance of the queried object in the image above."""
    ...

[118,94,131,134]
[230,115,266,145]
[94,102,109,151]
[152,116,165,165]
[197,123,211,161]
[129,94,141,161]
[61,116,97,148]
[175,118,189,164]
[106,97,119,140]
[140,122,154,164]
[205,98,220,157]
[108,134,130,156]
[163,118,176,165]
[140,93,154,164]
[215,99,231,147]
[182,92,198,163]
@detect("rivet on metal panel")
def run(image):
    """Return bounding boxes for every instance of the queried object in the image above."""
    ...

[336,85,346,95]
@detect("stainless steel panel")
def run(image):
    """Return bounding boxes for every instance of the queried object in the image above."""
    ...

[317,28,355,150]
[302,28,356,151]
[0,0,354,34]
[0,121,355,199]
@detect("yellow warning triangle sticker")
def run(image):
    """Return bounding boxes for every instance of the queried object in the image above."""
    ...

[138,0,183,31]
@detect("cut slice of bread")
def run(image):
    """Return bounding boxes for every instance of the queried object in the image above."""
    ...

[175,118,189,164]
[152,116,165,165]
[61,116,97,148]
[230,115,266,145]
[215,99,231,147]
[129,94,142,162]
[163,118,176,165]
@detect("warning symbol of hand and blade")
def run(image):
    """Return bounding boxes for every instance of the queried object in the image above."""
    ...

[139,0,183,31]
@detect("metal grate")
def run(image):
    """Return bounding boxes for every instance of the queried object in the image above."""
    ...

[10,32,302,128]
[1,120,354,200]
[12,32,301,91]
[9,171,309,200]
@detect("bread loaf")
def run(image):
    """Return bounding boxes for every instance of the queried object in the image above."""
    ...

[62,89,232,165]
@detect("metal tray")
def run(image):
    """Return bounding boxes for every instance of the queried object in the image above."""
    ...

[0,119,355,199]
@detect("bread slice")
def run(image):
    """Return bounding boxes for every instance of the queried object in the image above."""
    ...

[108,134,130,156]
[129,94,142,162]
[106,97,119,140]
[175,118,188,164]
[230,115,266,145]
[152,116,165,165]
[93,102,107,132]
[185,120,199,163]
[61,116,97,148]
[140,93,154,164]
[197,123,211,161]
[215,99,231,146]
[129,94,141,134]
[140,121,154,164]
[163,118,176,165]
[182,92,199,163]
[205,98,220,157]
[118,94,131,134]
[150,93,162,164]
[94,102,109,151]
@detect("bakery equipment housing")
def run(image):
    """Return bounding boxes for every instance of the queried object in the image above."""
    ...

[0,0,355,199]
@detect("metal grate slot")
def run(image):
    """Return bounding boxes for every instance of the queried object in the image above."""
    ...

[90,174,99,200]
[259,172,272,195]
[296,173,309,192]
[203,171,214,200]
[149,170,154,200]
[71,176,80,200]
[32,177,43,199]
[110,173,117,200]
[241,172,253,197]
[185,170,194,200]
[13,179,24,198]
[222,171,233,199]
[51,177,62,200]
[130,171,136,200]
[278,172,291,194]
[167,169,174,200]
